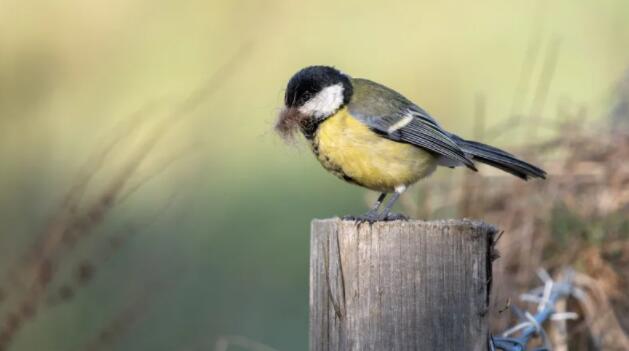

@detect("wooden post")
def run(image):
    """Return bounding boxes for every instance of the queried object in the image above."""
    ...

[310,219,497,351]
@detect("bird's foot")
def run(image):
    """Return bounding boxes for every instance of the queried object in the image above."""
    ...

[382,212,409,221]
[341,211,380,224]
[341,211,409,224]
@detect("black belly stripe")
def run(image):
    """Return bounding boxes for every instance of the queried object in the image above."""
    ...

[342,174,359,184]
[313,142,362,186]
[309,126,367,188]
[311,142,319,156]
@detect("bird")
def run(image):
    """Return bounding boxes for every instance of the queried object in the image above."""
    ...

[275,65,546,222]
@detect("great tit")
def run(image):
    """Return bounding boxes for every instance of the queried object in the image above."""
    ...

[276,65,546,222]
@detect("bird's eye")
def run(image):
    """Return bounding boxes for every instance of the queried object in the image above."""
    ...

[302,92,312,100]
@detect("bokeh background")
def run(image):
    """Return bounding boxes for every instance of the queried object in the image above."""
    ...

[1,1,629,350]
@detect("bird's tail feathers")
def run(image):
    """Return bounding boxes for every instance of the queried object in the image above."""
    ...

[452,136,546,180]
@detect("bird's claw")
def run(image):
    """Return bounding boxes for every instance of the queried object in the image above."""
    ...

[383,212,409,221]
[341,212,409,224]
[341,212,380,224]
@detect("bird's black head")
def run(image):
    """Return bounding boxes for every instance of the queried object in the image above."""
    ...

[284,66,353,118]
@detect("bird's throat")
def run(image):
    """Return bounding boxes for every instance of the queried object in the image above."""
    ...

[299,116,325,140]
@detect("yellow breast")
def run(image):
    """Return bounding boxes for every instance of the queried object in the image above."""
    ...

[312,107,437,192]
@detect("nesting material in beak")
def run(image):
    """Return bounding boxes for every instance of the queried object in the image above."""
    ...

[275,107,307,142]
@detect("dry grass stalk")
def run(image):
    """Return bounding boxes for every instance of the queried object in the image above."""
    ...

[0,46,251,350]
[570,272,629,350]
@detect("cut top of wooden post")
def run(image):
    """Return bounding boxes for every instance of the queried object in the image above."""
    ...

[309,218,497,351]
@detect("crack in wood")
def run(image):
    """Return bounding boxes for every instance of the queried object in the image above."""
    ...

[323,231,343,320]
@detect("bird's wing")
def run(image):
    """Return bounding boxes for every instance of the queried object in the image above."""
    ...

[348,78,476,170]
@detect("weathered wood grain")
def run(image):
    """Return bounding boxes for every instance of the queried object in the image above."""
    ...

[309,218,497,351]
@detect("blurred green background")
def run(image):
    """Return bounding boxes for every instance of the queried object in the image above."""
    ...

[1,0,628,350]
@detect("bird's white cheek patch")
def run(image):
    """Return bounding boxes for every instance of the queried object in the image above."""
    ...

[299,84,344,118]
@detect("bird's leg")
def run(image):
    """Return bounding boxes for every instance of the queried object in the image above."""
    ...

[342,192,387,222]
[367,192,387,215]
[378,185,409,221]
